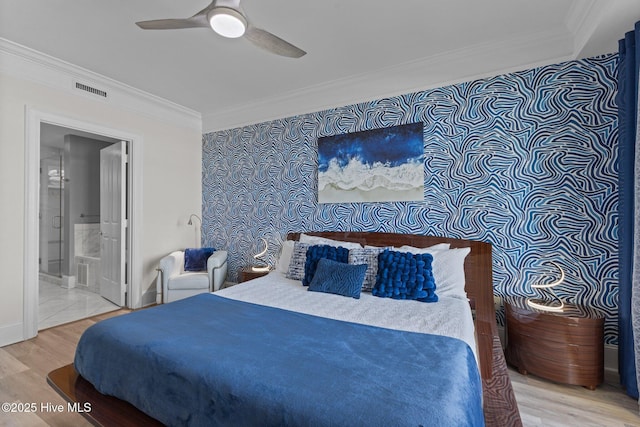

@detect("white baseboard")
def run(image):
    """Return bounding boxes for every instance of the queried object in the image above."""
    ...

[0,322,24,347]
[141,288,157,307]
[61,275,76,289]
[605,344,618,374]
[497,325,506,349]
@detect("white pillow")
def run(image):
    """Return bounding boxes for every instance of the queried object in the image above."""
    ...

[396,246,471,300]
[432,248,471,299]
[397,243,451,252]
[299,234,363,249]
[364,243,450,250]
[276,240,295,274]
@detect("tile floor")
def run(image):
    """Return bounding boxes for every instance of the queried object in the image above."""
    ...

[38,276,120,330]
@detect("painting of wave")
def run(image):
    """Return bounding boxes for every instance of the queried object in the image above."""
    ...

[318,122,424,203]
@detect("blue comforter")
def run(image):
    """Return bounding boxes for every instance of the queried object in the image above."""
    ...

[75,294,484,426]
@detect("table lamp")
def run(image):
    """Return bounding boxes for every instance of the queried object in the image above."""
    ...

[251,237,270,272]
[527,261,566,312]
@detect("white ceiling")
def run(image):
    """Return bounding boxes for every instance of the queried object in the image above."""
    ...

[1,0,639,132]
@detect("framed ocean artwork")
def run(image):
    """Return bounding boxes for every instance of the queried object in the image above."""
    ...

[317,122,424,203]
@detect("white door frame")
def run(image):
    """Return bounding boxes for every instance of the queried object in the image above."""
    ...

[24,107,144,340]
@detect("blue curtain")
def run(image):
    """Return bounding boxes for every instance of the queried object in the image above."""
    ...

[618,21,640,399]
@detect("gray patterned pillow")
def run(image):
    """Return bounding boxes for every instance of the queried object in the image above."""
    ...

[348,246,389,292]
[286,242,311,281]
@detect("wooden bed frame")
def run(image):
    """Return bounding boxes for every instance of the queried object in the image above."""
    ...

[48,231,521,426]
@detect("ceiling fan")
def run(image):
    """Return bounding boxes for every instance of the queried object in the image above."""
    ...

[135,0,306,58]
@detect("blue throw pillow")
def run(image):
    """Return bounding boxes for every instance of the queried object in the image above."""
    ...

[286,242,311,281]
[308,258,367,299]
[348,246,390,292]
[303,244,350,286]
[372,250,438,302]
[184,247,216,272]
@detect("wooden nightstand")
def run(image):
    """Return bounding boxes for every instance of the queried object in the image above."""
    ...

[238,267,270,283]
[505,296,604,390]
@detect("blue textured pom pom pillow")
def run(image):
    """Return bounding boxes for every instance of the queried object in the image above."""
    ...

[303,244,350,286]
[373,249,438,302]
[308,258,367,299]
[184,247,216,272]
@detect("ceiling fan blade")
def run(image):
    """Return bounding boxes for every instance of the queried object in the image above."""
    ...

[136,17,209,30]
[244,26,306,58]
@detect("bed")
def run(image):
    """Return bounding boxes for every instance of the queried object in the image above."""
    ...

[48,231,521,426]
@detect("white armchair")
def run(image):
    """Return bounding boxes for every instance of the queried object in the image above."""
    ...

[158,250,228,303]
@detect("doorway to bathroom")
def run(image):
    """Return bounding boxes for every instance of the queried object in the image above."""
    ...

[24,108,143,341]
[38,123,123,330]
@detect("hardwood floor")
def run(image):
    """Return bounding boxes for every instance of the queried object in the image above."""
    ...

[0,310,127,427]
[510,368,640,427]
[0,310,639,427]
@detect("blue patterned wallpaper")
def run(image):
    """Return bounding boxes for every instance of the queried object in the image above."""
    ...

[202,54,619,343]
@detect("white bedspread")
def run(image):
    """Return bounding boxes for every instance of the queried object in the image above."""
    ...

[217,271,477,361]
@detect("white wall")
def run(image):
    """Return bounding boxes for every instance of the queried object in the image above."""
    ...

[0,52,203,346]
[62,135,112,278]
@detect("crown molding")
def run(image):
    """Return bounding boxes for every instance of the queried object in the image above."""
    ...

[202,27,575,133]
[570,0,638,59]
[0,38,202,132]
[565,0,607,56]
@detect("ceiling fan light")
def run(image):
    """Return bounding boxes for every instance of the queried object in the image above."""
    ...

[208,8,247,38]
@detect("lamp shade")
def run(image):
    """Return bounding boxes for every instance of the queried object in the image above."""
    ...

[208,8,247,38]
[187,214,201,226]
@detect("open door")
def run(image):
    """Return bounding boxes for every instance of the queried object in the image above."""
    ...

[100,141,126,306]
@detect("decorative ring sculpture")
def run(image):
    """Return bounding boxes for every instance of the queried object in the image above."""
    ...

[526,261,565,312]
[251,238,270,272]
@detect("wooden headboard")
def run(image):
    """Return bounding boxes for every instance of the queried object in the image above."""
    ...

[287,231,496,382]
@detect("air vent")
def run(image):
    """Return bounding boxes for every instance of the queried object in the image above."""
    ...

[77,262,89,286]
[75,82,108,98]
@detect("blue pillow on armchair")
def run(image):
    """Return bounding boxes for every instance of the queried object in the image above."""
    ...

[308,258,367,299]
[303,244,350,286]
[184,247,216,272]
[373,249,437,302]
